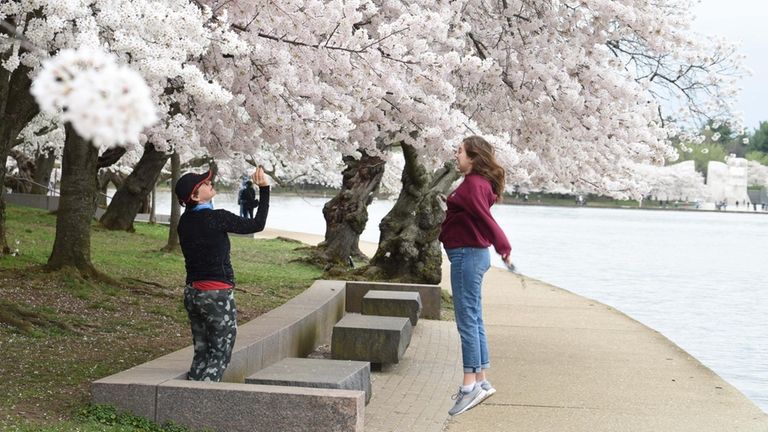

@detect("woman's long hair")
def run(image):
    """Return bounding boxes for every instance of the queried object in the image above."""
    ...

[463,135,505,203]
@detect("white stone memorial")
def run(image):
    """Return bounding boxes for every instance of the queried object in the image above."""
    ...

[706,157,751,206]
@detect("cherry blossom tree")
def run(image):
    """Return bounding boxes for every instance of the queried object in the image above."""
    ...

[1,0,243,256]
[455,0,745,197]
[30,47,158,274]
[3,0,747,283]
[0,15,39,254]
[635,160,706,202]
[196,0,746,282]
[204,0,491,269]
[364,0,746,281]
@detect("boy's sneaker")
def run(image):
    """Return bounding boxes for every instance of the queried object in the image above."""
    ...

[448,384,487,416]
[480,380,496,399]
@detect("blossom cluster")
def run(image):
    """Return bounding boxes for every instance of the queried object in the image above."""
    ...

[30,47,157,151]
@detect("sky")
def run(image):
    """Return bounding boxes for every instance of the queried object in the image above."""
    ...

[692,0,768,131]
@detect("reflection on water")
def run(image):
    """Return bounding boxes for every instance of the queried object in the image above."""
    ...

[154,191,768,411]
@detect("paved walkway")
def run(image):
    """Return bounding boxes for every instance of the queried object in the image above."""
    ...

[255,229,768,432]
[365,320,462,432]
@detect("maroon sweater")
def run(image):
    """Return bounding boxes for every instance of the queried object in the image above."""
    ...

[439,173,511,258]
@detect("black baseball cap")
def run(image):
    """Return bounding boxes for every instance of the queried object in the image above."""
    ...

[174,170,213,206]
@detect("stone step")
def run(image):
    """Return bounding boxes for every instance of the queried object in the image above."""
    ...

[362,290,422,326]
[345,281,442,320]
[246,357,372,404]
[331,314,413,364]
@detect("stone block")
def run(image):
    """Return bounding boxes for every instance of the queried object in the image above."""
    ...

[362,290,422,326]
[331,314,412,364]
[246,357,372,404]
[91,367,186,421]
[345,281,441,319]
[156,380,364,432]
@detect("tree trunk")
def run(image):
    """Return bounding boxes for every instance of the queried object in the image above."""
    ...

[0,121,14,255]
[149,184,157,224]
[162,151,181,252]
[99,143,170,231]
[96,176,109,208]
[46,124,99,276]
[316,151,386,266]
[97,169,126,208]
[0,62,39,255]
[7,148,34,193]
[32,148,56,195]
[368,143,459,284]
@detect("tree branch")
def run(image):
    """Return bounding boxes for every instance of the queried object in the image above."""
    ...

[97,147,128,168]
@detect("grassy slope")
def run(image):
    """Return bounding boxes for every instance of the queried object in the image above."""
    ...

[0,204,323,431]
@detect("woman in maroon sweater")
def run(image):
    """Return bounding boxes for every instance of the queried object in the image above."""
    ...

[439,135,512,416]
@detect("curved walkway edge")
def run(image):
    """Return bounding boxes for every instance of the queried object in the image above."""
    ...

[256,229,768,432]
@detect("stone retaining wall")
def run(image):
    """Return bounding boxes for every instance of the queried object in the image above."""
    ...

[92,280,357,431]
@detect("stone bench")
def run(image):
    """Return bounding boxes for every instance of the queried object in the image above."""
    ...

[331,314,413,364]
[345,281,441,319]
[246,357,372,404]
[362,290,422,326]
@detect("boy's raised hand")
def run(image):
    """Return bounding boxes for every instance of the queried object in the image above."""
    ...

[251,166,270,187]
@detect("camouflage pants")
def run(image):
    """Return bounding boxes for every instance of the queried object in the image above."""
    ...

[183,285,237,382]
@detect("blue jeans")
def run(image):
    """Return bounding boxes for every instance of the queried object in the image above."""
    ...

[446,247,491,373]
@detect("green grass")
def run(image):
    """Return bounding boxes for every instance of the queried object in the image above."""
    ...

[0,204,324,431]
[2,405,195,431]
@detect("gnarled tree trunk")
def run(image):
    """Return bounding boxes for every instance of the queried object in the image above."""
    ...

[46,124,100,276]
[162,151,181,252]
[316,151,386,266]
[368,143,459,284]
[99,143,170,231]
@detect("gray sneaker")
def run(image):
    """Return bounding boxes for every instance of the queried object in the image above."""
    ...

[448,385,487,416]
[480,380,496,399]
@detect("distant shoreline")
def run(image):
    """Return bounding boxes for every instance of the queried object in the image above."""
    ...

[149,186,768,215]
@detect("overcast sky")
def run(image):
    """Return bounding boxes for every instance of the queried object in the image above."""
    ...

[692,0,768,131]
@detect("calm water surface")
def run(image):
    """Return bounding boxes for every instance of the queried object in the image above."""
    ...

[156,192,768,411]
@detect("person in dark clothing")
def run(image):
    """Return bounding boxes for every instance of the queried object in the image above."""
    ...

[440,135,512,416]
[238,177,248,218]
[174,167,270,382]
[238,180,259,218]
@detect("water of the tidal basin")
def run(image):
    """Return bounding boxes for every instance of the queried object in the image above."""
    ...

[155,192,768,411]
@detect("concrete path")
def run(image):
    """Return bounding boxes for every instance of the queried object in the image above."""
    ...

[255,229,768,432]
[364,320,462,432]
